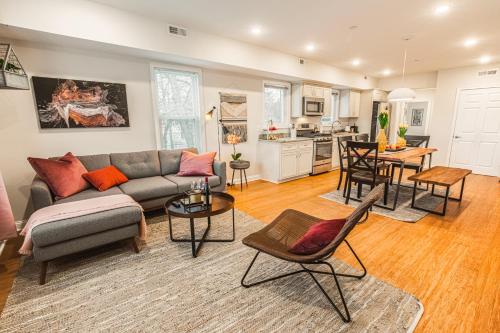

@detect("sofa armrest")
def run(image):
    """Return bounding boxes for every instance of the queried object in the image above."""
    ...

[213,160,227,191]
[31,176,54,211]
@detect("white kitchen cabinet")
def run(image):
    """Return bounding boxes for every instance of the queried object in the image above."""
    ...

[339,89,361,118]
[331,140,340,169]
[323,87,332,118]
[258,139,314,183]
[302,84,325,98]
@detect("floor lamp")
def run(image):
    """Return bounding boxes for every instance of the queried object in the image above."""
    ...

[205,106,229,160]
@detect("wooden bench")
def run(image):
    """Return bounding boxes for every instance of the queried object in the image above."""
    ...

[408,166,471,216]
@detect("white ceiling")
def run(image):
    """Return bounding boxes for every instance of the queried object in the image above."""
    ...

[93,0,500,77]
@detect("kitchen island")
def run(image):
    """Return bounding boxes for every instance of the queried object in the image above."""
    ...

[257,138,314,183]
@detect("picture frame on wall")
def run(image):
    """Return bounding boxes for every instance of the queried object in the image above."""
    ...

[220,93,247,121]
[31,76,129,128]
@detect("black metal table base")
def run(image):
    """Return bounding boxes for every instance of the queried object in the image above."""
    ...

[240,240,366,323]
[411,179,466,216]
[168,208,235,257]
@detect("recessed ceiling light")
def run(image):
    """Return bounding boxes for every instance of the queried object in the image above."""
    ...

[382,69,391,76]
[463,38,478,48]
[434,4,450,15]
[479,55,492,64]
[250,25,262,35]
[305,43,315,52]
[352,59,361,66]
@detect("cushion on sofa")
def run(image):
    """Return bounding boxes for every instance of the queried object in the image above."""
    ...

[28,152,90,198]
[83,166,128,191]
[164,175,221,193]
[177,151,216,176]
[159,148,197,175]
[31,206,142,248]
[119,176,177,202]
[55,186,123,204]
[77,154,111,171]
[110,150,160,179]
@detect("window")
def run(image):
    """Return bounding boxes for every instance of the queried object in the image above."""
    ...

[263,81,290,128]
[152,66,202,151]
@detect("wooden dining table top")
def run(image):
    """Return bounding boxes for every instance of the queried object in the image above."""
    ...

[367,147,438,163]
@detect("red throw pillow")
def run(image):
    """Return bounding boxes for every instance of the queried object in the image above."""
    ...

[83,166,128,191]
[28,152,89,198]
[288,218,347,255]
[177,151,216,176]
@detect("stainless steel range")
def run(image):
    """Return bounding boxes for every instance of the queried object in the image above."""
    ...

[296,123,333,175]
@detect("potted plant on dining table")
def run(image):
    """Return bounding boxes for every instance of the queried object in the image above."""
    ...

[397,123,409,147]
[377,110,389,152]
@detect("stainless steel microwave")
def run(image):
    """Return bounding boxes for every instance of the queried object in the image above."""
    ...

[303,97,324,116]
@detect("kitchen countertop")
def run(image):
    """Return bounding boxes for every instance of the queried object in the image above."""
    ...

[332,131,359,137]
[258,137,314,143]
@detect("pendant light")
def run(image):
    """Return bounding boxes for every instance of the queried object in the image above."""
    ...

[388,37,416,102]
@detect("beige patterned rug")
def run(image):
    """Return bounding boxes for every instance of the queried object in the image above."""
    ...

[0,210,423,332]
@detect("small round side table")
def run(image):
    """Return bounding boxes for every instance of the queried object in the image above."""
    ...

[229,160,250,191]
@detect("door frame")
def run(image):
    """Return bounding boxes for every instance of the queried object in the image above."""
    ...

[446,86,500,168]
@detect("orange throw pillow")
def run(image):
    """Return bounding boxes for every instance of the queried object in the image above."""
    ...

[83,166,128,191]
[28,152,89,198]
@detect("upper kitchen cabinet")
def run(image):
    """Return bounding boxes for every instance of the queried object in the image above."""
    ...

[339,89,360,118]
[302,84,325,98]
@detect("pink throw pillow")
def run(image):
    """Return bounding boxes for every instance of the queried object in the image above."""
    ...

[28,152,90,198]
[288,218,347,255]
[177,151,216,176]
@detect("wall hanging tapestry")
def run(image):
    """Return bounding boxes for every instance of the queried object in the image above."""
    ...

[32,76,129,128]
[220,93,247,121]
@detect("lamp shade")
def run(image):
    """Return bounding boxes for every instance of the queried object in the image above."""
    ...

[0,171,17,240]
[387,87,416,102]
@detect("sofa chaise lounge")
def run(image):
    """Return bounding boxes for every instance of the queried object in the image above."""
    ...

[29,148,226,284]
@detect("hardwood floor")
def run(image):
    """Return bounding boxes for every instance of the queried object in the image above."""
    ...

[0,170,498,332]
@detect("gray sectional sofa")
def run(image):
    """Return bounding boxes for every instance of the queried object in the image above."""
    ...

[31,148,227,211]
[29,148,226,284]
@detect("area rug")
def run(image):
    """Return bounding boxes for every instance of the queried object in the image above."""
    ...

[0,210,423,332]
[321,184,444,223]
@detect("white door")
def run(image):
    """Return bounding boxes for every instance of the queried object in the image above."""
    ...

[297,149,313,175]
[280,151,298,179]
[450,88,500,176]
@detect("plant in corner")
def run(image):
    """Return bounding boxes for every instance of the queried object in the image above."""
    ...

[227,134,242,161]
[377,110,389,152]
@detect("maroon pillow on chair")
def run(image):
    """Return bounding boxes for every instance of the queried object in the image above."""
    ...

[28,152,90,198]
[288,218,347,255]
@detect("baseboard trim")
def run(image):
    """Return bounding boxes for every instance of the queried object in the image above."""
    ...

[228,174,260,185]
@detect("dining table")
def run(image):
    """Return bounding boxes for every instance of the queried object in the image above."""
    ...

[366,146,438,211]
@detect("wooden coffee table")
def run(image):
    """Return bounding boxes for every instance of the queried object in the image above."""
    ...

[165,192,235,257]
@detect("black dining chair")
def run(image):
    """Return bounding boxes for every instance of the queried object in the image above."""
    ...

[355,133,369,142]
[336,136,351,191]
[390,135,431,184]
[344,141,390,205]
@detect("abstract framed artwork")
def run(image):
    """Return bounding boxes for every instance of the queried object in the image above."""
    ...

[32,76,129,128]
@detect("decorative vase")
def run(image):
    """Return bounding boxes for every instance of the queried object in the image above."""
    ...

[396,136,406,148]
[377,130,387,153]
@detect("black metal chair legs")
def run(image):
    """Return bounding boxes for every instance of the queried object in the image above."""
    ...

[241,240,366,323]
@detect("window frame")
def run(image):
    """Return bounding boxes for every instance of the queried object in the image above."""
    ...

[150,63,206,151]
[262,80,291,129]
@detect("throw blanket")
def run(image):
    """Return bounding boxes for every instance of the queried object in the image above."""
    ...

[19,194,146,256]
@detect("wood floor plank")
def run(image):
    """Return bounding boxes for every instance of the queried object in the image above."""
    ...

[0,170,498,332]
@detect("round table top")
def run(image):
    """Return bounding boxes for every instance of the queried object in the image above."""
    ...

[230,160,250,169]
[165,192,234,218]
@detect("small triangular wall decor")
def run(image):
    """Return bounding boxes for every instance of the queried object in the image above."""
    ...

[0,43,29,90]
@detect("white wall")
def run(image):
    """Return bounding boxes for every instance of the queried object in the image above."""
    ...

[0,42,157,219]
[0,0,377,90]
[0,41,282,219]
[378,65,500,165]
[430,63,500,165]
